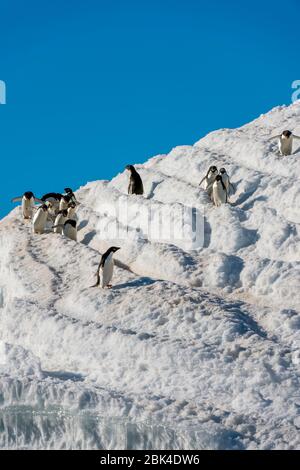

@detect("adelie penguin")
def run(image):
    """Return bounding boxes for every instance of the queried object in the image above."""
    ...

[64,187,79,205]
[41,192,62,215]
[269,130,300,156]
[53,209,68,234]
[199,166,218,199]
[92,246,120,289]
[126,165,144,195]
[59,194,71,211]
[32,204,49,234]
[212,175,227,207]
[219,168,234,196]
[11,191,43,219]
[52,219,77,241]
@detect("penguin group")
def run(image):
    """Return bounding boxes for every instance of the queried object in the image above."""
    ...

[199,166,234,206]
[10,165,144,288]
[10,128,298,288]
[11,187,79,238]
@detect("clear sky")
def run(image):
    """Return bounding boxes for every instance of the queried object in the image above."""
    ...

[0,0,299,217]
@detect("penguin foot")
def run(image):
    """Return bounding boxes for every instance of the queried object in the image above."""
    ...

[106,284,113,289]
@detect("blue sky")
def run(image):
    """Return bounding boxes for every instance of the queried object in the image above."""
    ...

[0,0,299,217]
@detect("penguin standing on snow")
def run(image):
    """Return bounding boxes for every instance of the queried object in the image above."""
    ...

[212,175,227,207]
[64,187,79,205]
[92,247,120,289]
[126,165,144,195]
[219,168,234,196]
[32,204,49,234]
[52,219,77,241]
[199,166,218,199]
[269,130,300,156]
[11,192,43,219]
[59,194,71,211]
[53,209,68,234]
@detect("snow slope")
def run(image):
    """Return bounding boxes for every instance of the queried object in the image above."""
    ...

[0,102,300,449]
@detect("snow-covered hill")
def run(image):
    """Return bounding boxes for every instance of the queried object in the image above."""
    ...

[0,102,300,449]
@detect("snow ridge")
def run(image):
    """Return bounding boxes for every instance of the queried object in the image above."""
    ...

[0,102,300,449]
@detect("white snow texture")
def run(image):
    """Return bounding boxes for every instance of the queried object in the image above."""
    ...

[0,102,300,449]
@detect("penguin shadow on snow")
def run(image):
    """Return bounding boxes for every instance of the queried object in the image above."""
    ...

[77,220,89,231]
[81,230,97,245]
[146,180,163,199]
[293,145,300,155]
[113,277,157,290]
[77,219,98,245]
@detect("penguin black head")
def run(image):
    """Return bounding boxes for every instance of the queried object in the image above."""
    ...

[108,246,120,254]
[219,168,226,174]
[215,175,222,182]
[65,219,77,228]
[126,165,135,173]
[64,187,73,194]
[24,191,34,199]
[282,130,292,138]
[209,166,218,173]
[40,204,48,212]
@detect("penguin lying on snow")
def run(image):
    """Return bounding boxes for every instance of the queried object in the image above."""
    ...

[91,247,120,289]
[269,130,300,156]
[11,192,43,219]
[126,165,144,195]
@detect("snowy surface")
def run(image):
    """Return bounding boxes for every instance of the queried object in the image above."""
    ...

[0,102,300,449]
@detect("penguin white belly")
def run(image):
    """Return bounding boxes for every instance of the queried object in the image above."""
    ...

[221,174,230,191]
[22,197,34,219]
[206,175,216,198]
[63,225,77,241]
[279,137,293,156]
[101,254,114,288]
[54,214,67,234]
[67,207,76,220]
[32,210,48,234]
[213,183,227,207]
[59,199,68,211]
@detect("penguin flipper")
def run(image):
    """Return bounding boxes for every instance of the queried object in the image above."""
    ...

[90,271,100,288]
[34,198,44,204]
[199,177,206,187]
[11,196,22,203]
